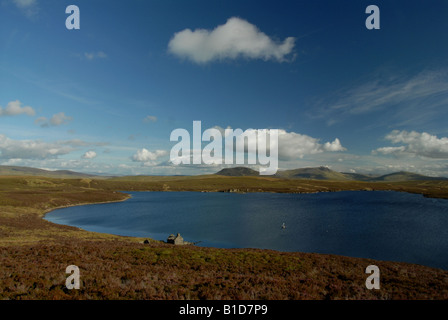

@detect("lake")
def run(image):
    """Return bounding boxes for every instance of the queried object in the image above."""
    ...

[44,190,448,270]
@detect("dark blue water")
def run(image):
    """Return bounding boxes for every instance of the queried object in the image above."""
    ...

[44,191,448,269]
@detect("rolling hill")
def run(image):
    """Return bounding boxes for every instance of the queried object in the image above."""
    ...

[370,171,448,182]
[215,167,260,176]
[0,165,100,179]
[275,166,353,180]
[215,166,447,182]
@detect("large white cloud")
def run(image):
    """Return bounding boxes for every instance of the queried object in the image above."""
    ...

[168,17,296,64]
[0,134,106,160]
[217,127,346,160]
[132,148,167,166]
[0,100,35,117]
[0,134,74,159]
[373,130,448,159]
[277,130,346,159]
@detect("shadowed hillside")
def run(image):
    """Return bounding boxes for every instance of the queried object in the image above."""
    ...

[276,166,351,180]
[0,165,102,179]
[371,171,448,182]
[216,167,260,176]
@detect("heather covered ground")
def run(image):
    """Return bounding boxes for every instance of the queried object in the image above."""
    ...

[0,175,447,300]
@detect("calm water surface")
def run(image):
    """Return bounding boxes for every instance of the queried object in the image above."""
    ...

[44,191,448,269]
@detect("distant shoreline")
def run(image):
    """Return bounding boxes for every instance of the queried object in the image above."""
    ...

[41,193,132,219]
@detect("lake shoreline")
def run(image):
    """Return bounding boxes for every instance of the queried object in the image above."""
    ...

[40,186,448,244]
[40,187,435,242]
[40,192,133,219]
[44,189,448,270]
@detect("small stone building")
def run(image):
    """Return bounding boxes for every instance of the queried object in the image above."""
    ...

[167,233,185,245]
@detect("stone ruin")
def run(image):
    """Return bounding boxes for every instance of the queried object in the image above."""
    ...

[167,233,190,245]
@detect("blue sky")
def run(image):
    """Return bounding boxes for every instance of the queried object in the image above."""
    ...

[1,0,448,176]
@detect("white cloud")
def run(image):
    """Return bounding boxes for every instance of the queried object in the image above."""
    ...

[34,117,47,126]
[168,17,296,64]
[373,146,406,155]
[0,100,35,117]
[35,112,73,127]
[143,115,157,123]
[276,130,346,160]
[131,148,167,166]
[180,126,346,163]
[0,134,74,159]
[0,135,106,160]
[84,51,108,61]
[12,0,38,17]
[50,112,72,126]
[223,128,346,160]
[82,150,97,159]
[13,0,36,8]
[314,70,448,126]
[373,130,448,159]
[211,125,232,135]
[323,138,346,152]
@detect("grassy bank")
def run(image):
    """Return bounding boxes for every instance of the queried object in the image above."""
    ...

[0,175,447,299]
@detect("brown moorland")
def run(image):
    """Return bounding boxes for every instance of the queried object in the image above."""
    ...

[0,175,447,300]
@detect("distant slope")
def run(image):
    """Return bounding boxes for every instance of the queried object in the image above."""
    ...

[2,165,446,182]
[215,167,260,177]
[215,166,351,180]
[340,172,376,181]
[214,166,447,182]
[275,166,351,180]
[370,171,448,182]
[0,165,99,179]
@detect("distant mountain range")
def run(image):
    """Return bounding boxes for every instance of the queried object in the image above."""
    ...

[1,165,446,182]
[0,165,100,179]
[215,166,448,182]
